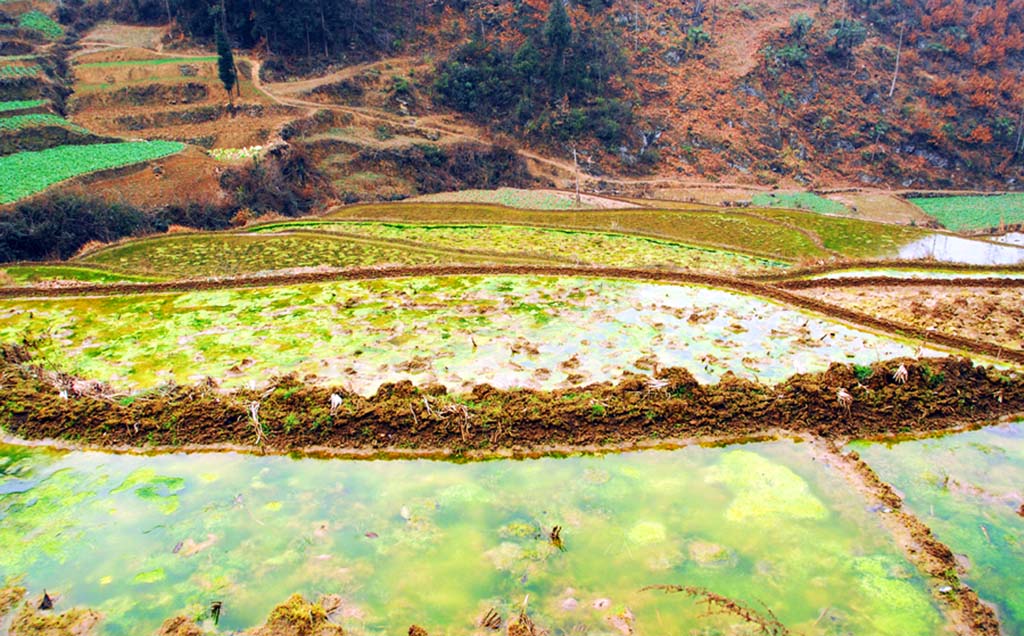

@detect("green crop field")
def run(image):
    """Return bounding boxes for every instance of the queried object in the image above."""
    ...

[751,192,851,215]
[252,221,789,273]
[0,64,43,80]
[18,11,64,39]
[0,113,88,133]
[78,232,511,277]
[330,203,829,261]
[910,194,1024,231]
[76,57,218,69]
[0,140,185,204]
[0,99,47,113]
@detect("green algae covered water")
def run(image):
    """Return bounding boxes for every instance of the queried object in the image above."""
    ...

[0,276,943,395]
[850,422,1024,634]
[0,441,945,635]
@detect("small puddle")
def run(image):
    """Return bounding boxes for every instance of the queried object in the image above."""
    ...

[849,422,1024,634]
[895,234,1024,265]
[0,441,945,635]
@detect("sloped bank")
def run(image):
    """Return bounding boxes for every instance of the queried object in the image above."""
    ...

[0,349,1019,457]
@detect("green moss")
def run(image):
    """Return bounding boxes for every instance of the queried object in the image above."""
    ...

[706,450,828,522]
[627,521,667,545]
[133,568,166,584]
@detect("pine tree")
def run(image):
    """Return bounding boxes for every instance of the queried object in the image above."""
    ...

[544,0,572,97]
[216,25,237,103]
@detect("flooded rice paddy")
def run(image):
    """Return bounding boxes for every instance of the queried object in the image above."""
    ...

[895,234,1024,265]
[0,440,947,635]
[804,268,1024,280]
[0,276,943,394]
[849,422,1024,634]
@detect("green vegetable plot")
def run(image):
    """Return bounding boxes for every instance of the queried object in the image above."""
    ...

[0,113,87,133]
[0,99,46,113]
[0,64,43,80]
[17,11,64,39]
[910,194,1024,231]
[0,141,184,203]
[751,192,851,215]
[76,56,218,69]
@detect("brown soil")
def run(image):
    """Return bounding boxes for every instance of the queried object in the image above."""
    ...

[245,594,344,636]
[794,285,1024,352]
[820,440,1001,636]
[56,147,227,208]
[154,616,204,636]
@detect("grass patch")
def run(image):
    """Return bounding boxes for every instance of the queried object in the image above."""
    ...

[0,141,185,204]
[751,192,850,215]
[910,194,1024,231]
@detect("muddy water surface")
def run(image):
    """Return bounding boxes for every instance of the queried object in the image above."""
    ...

[0,277,942,394]
[0,441,945,635]
[850,422,1024,634]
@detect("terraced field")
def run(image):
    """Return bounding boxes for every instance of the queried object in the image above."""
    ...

[0,275,944,394]
[330,203,831,261]
[796,283,1024,352]
[911,194,1024,231]
[0,265,160,285]
[250,221,789,274]
[751,191,851,215]
[412,187,639,210]
[78,232,508,277]
[0,140,184,203]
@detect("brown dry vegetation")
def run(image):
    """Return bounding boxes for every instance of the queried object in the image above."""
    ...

[55,147,227,208]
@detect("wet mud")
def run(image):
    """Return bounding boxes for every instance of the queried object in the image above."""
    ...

[1,349,1020,457]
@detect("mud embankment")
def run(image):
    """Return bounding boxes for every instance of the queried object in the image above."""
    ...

[1,350,1020,457]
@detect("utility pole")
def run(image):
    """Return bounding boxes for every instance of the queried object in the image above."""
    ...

[573,147,581,206]
[888,21,905,98]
